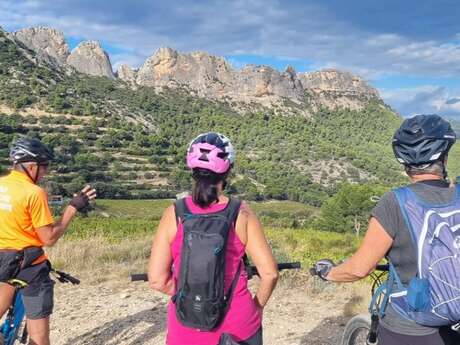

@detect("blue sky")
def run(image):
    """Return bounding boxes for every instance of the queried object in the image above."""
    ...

[1,0,460,118]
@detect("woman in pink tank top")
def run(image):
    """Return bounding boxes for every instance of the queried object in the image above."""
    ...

[148,132,279,345]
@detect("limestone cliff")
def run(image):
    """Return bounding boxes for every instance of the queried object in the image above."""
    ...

[12,27,70,66]
[67,41,114,78]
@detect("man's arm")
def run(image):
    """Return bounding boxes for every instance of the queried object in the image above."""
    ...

[326,217,393,282]
[36,185,96,246]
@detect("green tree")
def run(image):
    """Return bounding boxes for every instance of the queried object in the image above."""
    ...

[315,183,388,233]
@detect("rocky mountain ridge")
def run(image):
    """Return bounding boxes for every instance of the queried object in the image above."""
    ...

[7,25,381,112]
[0,24,406,201]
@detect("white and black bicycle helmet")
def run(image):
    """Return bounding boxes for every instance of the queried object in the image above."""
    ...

[392,114,456,166]
[10,136,54,164]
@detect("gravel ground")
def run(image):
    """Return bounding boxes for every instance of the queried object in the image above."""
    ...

[49,278,367,345]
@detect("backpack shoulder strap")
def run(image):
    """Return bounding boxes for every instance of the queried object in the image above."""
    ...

[173,198,191,225]
[392,186,418,246]
[392,186,412,220]
[223,197,243,307]
[455,183,460,201]
[392,186,412,207]
[224,197,242,225]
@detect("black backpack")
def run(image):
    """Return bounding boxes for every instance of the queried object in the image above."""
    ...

[173,197,242,330]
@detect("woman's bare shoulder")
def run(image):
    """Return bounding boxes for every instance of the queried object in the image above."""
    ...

[239,201,254,216]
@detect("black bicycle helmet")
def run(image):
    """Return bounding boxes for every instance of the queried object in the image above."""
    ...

[392,114,456,166]
[10,136,54,164]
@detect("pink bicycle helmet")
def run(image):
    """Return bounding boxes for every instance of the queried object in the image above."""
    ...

[186,132,235,174]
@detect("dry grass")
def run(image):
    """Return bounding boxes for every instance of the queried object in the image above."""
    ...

[47,235,152,286]
[47,232,370,317]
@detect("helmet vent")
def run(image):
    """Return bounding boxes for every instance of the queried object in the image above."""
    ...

[199,153,209,162]
[406,126,421,134]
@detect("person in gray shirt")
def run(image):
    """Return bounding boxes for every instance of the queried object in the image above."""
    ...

[312,114,460,345]
[372,179,460,343]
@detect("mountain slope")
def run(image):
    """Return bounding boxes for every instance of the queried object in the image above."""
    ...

[0,26,408,205]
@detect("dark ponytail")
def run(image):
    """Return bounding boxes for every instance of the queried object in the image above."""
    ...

[192,168,228,208]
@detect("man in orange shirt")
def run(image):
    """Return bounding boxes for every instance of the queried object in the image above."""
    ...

[0,136,96,345]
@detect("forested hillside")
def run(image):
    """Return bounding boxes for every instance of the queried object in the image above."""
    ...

[0,27,416,206]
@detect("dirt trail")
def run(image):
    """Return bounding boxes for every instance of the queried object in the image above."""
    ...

[50,278,367,345]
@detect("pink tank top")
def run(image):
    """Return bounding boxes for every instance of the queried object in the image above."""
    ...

[166,197,262,345]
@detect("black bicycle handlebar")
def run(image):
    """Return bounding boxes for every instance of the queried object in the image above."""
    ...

[246,262,301,279]
[131,273,149,282]
[309,262,389,277]
[52,269,80,285]
[131,262,302,282]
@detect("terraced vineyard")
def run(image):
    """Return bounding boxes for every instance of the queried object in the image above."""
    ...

[3,26,460,208]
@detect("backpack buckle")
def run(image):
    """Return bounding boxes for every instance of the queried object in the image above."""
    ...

[451,322,460,333]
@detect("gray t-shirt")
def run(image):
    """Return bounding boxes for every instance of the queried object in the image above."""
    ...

[371,179,455,335]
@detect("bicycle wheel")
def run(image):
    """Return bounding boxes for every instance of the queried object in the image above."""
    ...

[341,314,372,345]
[18,322,27,344]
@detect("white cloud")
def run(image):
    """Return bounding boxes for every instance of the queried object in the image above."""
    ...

[2,0,460,78]
[3,0,460,118]
[110,52,146,71]
[380,85,460,118]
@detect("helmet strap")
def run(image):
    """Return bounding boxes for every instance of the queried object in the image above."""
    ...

[35,164,40,184]
[19,163,39,184]
[439,153,449,180]
[442,163,448,180]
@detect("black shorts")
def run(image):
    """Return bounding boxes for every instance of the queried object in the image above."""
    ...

[20,262,55,320]
[440,326,460,345]
[378,325,444,345]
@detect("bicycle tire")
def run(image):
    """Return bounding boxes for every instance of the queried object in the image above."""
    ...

[19,322,27,344]
[341,314,372,345]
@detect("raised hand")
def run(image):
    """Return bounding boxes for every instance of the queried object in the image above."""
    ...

[70,185,97,212]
